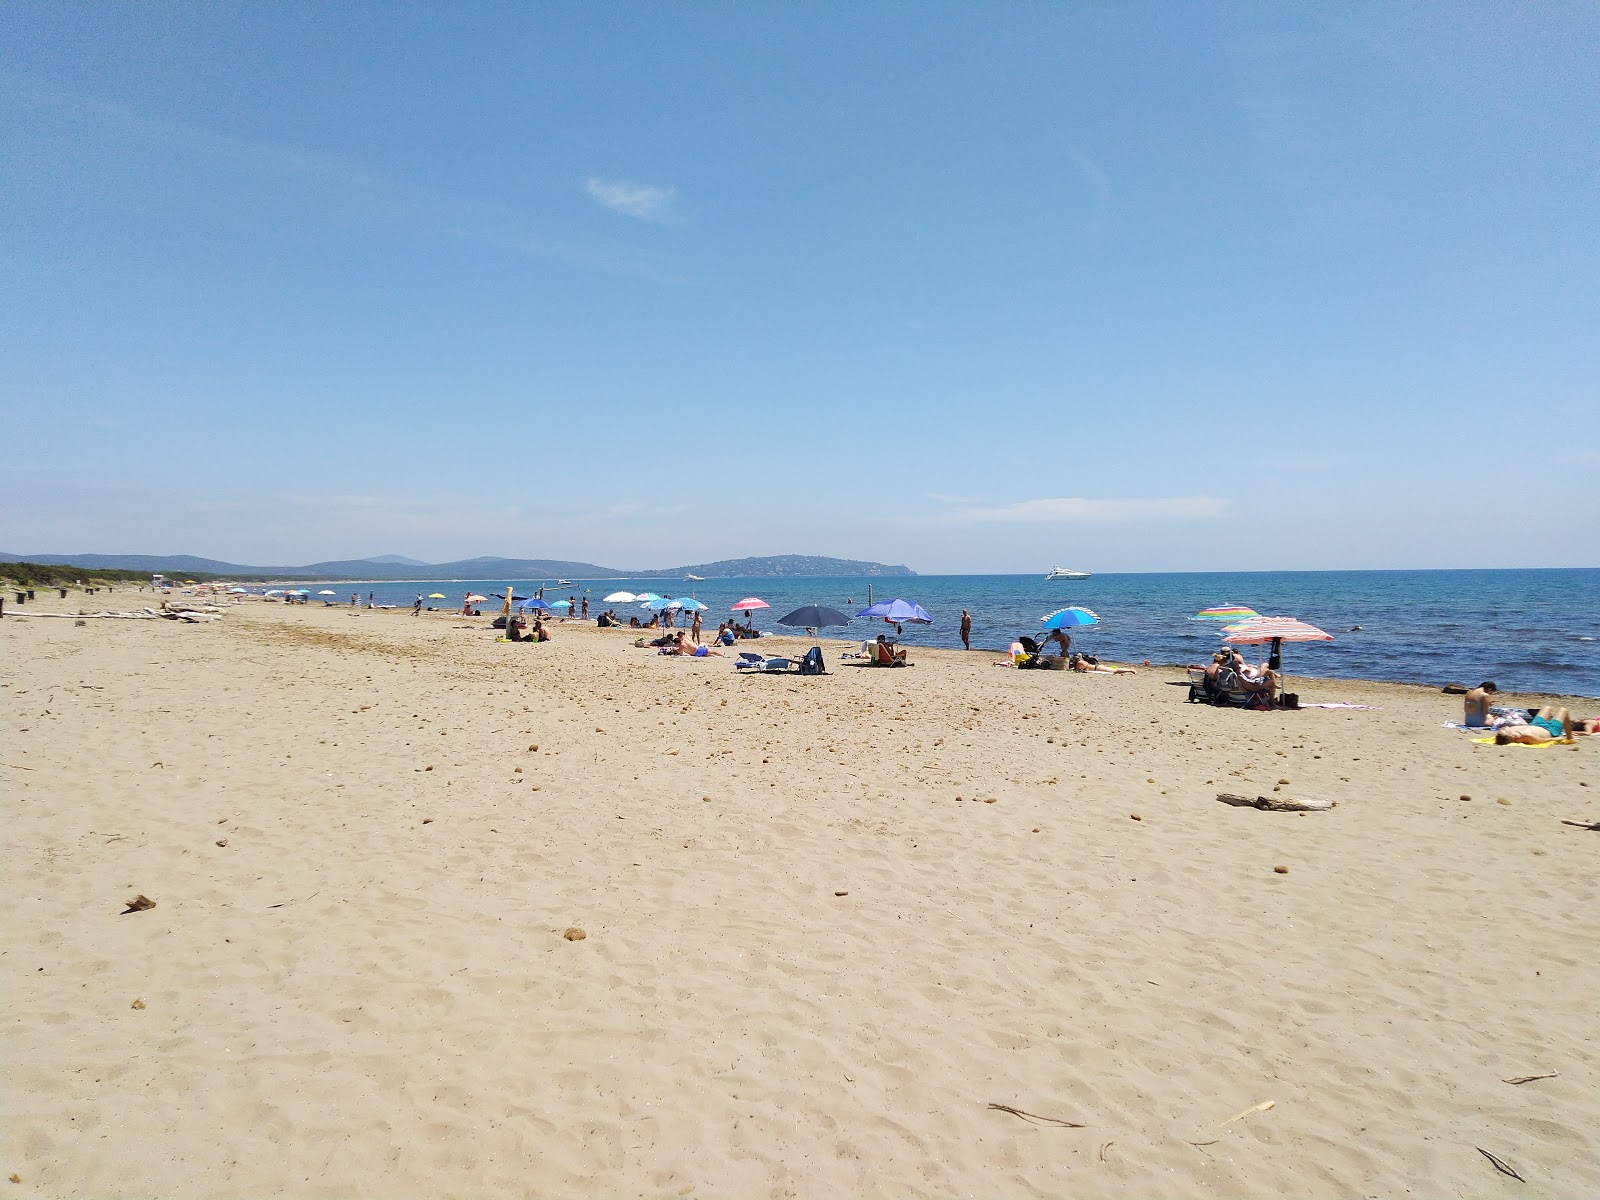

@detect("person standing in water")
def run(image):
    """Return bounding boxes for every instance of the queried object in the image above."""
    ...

[960,609,972,650]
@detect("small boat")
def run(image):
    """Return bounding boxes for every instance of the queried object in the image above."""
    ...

[556,579,573,586]
[683,573,704,581]
[1045,566,1091,580]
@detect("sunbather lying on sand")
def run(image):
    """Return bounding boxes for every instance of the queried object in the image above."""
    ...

[1495,707,1576,743]
[1070,654,1135,675]
[663,633,723,657]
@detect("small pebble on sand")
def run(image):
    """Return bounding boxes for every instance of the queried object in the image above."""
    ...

[563,927,586,941]
[1274,865,1289,874]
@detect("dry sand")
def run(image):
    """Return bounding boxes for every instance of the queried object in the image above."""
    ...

[3,592,1596,1198]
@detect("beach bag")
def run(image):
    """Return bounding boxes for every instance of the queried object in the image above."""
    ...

[1280,692,1299,710]
[799,646,825,675]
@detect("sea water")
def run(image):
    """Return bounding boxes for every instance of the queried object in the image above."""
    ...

[277,568,1600,697]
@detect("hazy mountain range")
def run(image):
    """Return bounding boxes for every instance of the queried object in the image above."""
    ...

[0,552,915,580]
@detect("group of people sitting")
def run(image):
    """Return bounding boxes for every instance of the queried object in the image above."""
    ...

[1464,682,1596,744]
[1196,649,1280,704]
[505,615,550,643]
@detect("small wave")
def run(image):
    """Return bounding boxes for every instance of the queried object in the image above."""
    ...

[1572,635,1597,642]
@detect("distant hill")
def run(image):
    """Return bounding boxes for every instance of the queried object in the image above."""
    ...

[0,551,915,580]
[657,554,913,578]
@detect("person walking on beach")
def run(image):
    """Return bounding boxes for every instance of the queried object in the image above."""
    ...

[960,609,972,650]
[413,594,422,616]
[691,610,703,645]
[580,596,588,619]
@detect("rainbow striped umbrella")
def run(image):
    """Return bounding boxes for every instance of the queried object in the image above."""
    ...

[1191,604,1258,622]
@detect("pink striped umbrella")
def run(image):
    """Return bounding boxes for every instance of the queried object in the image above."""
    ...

[1222,616,1332,674]
[731,597,770,611]
[1221,616,1333,643]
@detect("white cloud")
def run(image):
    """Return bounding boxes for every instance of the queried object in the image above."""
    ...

[947,496,1231,525]
[585,177,676,221]
[926,491,983,505]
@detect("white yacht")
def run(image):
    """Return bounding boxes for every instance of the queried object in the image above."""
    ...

[683,573,705,581]
[556,579,573,586]
[1045,566,1091,580]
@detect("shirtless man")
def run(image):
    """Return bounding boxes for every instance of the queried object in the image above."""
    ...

[1463,681,1497,728]
[960,609,972,651]
[1495,707,1570,744]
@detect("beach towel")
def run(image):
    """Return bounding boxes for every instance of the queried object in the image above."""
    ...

[1470,736,1574,748]
[1302,702,1381,710]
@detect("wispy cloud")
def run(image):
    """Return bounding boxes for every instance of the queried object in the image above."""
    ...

[6,74,695,284]
[945,496,1231,525]
[1068,150,1112,245]
[926,492,984,505]
[585,178,676,221]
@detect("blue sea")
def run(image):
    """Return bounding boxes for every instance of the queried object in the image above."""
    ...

[273,569,1600,698]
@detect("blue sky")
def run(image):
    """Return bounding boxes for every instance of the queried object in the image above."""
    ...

[3,2,1595,572]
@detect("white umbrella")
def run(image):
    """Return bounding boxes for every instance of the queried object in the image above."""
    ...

[317,590,337,596]
[603,591,637,603]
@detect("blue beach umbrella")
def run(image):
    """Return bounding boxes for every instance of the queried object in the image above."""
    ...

[777,605,851,631]
[636,592,665,603]
[674,597,708,611]
[549,599,572,609]
[855,598,933,624]
[517,598,551,612]
[1040,606,1100,629]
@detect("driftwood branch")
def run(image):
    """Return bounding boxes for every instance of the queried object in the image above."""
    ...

[1477,1146,1525,1181]
[1216,793,1335,812]
[987,1103,1085,1128]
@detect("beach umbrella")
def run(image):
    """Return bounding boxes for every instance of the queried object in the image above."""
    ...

[674,597,708,611]
[1222,615,1332,673]
[642,598,674,611]
[731,597,769,612]
[428,592,447,599]
[855,598,932,625]
[550,599,572,609]
[317,589,337,596]
[1192,604,1258,622]
[517,598,551,611]
[603,591,637,603]
[776,605,851,633]
[1040,606,1100,629]
[464,593,489,604]
[636,592,665,603]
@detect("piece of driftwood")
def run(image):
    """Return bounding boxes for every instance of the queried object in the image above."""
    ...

[1502,1072,1559,1085]
[987,1103,1085,1128]
[1477,1146,1525,1181]
[1216,793,1335,812]
[1219,1099,1274,1126]
[1561,820,1600,831]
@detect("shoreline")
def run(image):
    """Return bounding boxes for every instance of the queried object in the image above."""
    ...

[5,584,1595,705]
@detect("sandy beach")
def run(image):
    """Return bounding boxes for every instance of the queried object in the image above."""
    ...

[2,593,1595,1198]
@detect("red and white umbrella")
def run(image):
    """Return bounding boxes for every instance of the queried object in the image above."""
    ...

[1222,616,1332,674]
[731,597,769,611]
